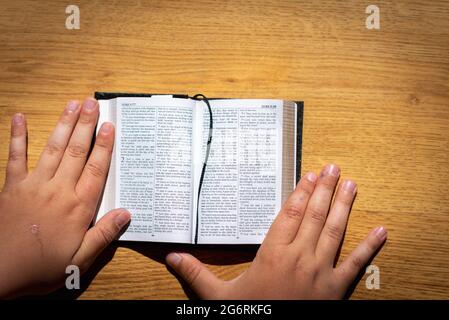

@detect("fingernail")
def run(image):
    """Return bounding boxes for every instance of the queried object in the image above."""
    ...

[83,98,97,111]
[321,164,340,178]
[100,122,113,134]
[66,100,79,112]
[115,210,131,228]
[305,172,317,183]
[12,113,23,125]
[166,253,182,266]
[374,226,387,240]
[342,180,357,193]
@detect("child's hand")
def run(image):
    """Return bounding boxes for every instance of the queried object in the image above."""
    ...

[166,164,387,299]
[0,98,130,298]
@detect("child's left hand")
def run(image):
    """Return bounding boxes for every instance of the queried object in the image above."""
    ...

[0,98,130,298]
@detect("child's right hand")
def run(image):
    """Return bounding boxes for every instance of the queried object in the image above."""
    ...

[167,164,387,299]
[0,98,130,298]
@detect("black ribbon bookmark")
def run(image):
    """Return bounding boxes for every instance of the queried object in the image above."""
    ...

[192,94,213,244]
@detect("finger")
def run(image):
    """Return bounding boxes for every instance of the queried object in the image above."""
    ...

[76,122,114,206]
[33,101,81,179]
[336,226,387,286]
[315,180,357,264]
[166,252,225,299]
[71,209,131,273]
[5,113,28,187]
[55,98,99,184]
[293,163,340,251]
[263,172,317,245]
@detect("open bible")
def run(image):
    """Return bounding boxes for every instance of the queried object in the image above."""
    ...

[95,93,303,244]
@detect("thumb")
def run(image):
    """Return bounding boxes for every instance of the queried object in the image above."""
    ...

[166,252,224,299]
[72,209,131,273]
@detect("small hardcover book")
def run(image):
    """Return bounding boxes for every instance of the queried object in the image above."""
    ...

[95,92,303,244]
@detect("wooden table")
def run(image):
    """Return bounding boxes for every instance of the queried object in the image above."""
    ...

[1,0,448,299]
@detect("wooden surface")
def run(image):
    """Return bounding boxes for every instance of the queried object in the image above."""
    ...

[1,0,449,299]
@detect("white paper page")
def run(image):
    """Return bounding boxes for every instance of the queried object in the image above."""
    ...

[196,99,283,244]
[98,96,195,243]
[96,99,116,223]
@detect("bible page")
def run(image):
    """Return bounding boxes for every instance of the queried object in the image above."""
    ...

[195,99,284,244]
[97,96,195,243]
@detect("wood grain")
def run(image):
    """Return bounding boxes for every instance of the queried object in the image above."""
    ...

[1,0,448,299]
